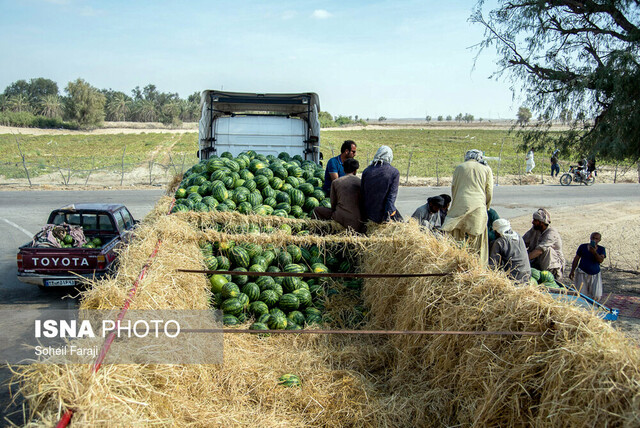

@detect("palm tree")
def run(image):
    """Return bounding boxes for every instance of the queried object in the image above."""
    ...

[39,94,62,118]
[134,99,156,122]
[106,93,130,121]
[8,94,31,113]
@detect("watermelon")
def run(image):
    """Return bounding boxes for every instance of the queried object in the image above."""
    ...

[286,176,300,188]
[284,263,305,274]
[204,255,218,271]
[244,243,263,258]
[287,311,306,326]
[254,175,270,190]
[230,247,251,268]
[221,298,243,316]
[223,314,240,325]
[278,251,293,267]
[257,313,271,324]
[303,197,320,212]
[264,281,284,297]
[249,322,270,335]
[297,183,314,196]
[275,203,291,214]
[249,300,269,316]
[221,282,240,299]
[287,246,303,262]
[278,293,300,311]
[256,276,276,290]
[267,314,287,330]
[539,270,555,283]
[175,188,188,199]
[248,192,263,207]
[216,255,231,270]
[239,169,254,180]
[256,167,274,180]
[278,374,301,387]
[270,177,284,190]
[236,293,250,309]
[231,268,249,286]
[530,268,541,282]
[260,290,280,308]
[310,263,329,273]
[305,307,323,318]
[292,288,312,307]
[209,274,228,293]
[283,276,302,293]
[312,189,325,201]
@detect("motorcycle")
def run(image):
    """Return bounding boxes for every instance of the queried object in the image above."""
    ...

[559,166,596,186]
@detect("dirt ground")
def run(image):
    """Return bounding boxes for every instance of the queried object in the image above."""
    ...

[509,201,640,342]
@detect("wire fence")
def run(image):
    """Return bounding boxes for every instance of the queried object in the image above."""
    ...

[1,141,638,188]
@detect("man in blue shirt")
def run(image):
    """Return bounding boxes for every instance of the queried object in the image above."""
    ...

[569,232,606,300]
[323,140,357,195]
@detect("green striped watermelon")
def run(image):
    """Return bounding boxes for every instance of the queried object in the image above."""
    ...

[249,301,269,316]
[260,290,279,308]
[278,293,300,311]
[242,283,261,301]
[230,247,251,268]
[223,314,240,325]
[221,298,243,316]
[267,314,287,330]
[221,282,240,299]
[287,311,306,326]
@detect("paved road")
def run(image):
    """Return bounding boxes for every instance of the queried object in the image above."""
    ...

[0,183,638,423]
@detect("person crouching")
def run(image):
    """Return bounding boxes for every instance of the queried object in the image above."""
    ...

[489,218,531,285]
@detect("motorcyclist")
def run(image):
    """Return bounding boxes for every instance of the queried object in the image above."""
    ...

[577,158,589,181]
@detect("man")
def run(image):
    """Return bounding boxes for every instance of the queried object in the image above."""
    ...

[441,149,494,266]
[525,149,535,174]
[361,145,401,223]
[313,158,364,232]
[489,219,531,284]
[550,149,560,177]
[487,208,500,249]
[569,232,606,300]
[439,193,451,224]
[522,208,566,280]
[411,196,445,231]
[322,140,357,195]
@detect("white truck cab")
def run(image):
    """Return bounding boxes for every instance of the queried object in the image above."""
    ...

[198,90,321,163]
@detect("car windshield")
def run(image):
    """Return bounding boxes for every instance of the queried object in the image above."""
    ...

[51,212,115,233]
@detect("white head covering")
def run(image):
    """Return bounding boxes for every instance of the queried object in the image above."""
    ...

[464,149,487,165]
[372,145,393,165]
[492,218,519,241]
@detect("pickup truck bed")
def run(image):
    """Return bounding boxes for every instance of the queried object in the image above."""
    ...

[17,203,136,288]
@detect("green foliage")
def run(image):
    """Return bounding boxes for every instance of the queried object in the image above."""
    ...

[472,0,640,161]
[64,78,106,127]
[516,107,532,126]
[0,111,77,129]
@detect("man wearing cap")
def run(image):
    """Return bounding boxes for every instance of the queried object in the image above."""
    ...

[489,219,531,284]
[522,208,566,280]
[411,196,445,231]
[441,149,494,266]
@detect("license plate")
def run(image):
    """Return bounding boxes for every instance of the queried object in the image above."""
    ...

[44,279,76,286]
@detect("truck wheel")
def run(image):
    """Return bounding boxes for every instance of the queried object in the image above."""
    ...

[559,173,572,186]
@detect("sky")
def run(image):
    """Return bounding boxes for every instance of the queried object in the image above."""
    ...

[0,0,521,120]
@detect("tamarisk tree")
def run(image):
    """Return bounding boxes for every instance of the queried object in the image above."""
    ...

[471,0,640,161]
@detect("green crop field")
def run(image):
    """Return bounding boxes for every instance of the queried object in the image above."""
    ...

[0,128,576,182]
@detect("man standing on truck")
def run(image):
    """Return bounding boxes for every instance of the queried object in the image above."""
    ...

[441,149,494,266]
[323,140,357,195]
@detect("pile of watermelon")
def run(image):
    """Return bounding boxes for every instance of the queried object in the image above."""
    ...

[202,240,355,330]
[172,151,330,218]
[530,268,559,288]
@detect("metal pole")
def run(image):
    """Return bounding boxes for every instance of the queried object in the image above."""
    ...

[13,134,32,187]
[120,145,127,186]
[405,150,413,184]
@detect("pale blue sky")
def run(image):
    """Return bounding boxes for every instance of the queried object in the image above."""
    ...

[0,0,520,120]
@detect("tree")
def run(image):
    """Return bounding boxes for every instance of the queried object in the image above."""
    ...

[64,78,105,127]
[8,94,31,112]
[558,109,573,125]
[378,116,387,122]
[39,94,62,118]
[437,115,443,121]
[446,115,452,121]
[455,113,463,122]
[516,107,532,125]
[425,115,432,122]
[105,92,131,121]
[4,78,58,109]
[471,0,640,161]
[463,113,475,123]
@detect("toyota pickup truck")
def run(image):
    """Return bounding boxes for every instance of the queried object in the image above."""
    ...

[17,203,136,289]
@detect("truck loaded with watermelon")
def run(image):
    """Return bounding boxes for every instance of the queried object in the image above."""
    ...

[17,203,137,289]
[171,90,362,329]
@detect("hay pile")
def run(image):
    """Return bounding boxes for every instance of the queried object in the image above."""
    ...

[13,204,640,427]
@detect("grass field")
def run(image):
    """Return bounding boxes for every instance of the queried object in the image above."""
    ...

[0,128,622,183]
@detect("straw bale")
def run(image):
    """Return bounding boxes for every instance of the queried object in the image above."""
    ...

[13,201,640,427]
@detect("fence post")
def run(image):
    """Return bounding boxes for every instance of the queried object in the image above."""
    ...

[85,156,95,186]
[405,150,413,184]
[149,160,154,185]
[519,155,523,185]
[13,134,32,187]
[614,162,618,183]
[541,163,544,184]
[435,158,439,187]
[120,145,127,186]
[53,153,68,185]
[181,154,186,175]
